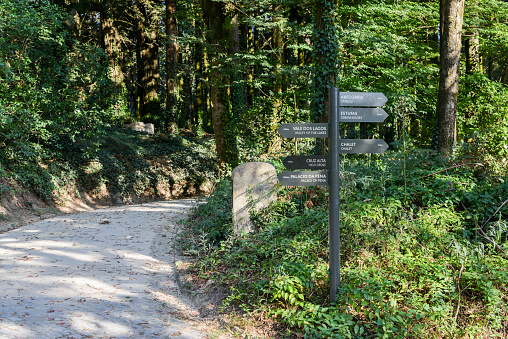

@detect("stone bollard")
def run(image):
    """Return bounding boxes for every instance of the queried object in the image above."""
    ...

[232,162,277,234]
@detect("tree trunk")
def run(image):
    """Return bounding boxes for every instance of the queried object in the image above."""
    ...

[312,0,338,153]
[202,0,238,166]
[101,9,124,85]
[166,0,178,129]
[138,0,160,121]
[230,13,242,131]
[437,0,464,153]
[313,0,327,124]
[247,23,254,106]
[135,16,144,120]
[465,1,481,74]
[273,5,283,99]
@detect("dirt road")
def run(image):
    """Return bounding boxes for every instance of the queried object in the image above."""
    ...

[0,200,209,338]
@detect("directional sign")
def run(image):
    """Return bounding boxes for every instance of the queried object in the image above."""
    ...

[339,92,388,107]
[277,123,328,138]
[339,139,389,154]
[283,155,328,170]
[339,107,388,123]
[277,171,329,186]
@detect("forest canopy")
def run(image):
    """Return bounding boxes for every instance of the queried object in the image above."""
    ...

[1,0,508,166]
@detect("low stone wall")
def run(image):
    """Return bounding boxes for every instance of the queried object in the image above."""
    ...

[124,121,155,134]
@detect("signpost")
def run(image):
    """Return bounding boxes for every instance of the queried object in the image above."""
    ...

[277,171,328,186]
[339,92,387,107]
[338,139,389,153]
[277,123,328,138]
[339,107,387,123]
[283,155,328,170]
[277,89,389,303]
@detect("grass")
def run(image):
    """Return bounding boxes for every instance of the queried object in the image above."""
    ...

[180,149,508,338]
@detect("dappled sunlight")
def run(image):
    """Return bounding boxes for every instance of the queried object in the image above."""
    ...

[0,200,203,338]
[112,249,158,263]
[0,237,29,243]
[67,312,135,336]
[0,321,32,338]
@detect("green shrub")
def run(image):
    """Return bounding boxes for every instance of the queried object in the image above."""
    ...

[184,152,508,338]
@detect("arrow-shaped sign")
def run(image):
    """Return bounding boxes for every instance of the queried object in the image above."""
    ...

[338,139,389,154]
[339,92,388,107]
[277,171,329,186]
[283,155,329,170]
[283,141,388,170]
[339,107,388,123]
[277,123,328,138]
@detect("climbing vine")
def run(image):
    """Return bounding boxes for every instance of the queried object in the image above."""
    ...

[311,0,340,124]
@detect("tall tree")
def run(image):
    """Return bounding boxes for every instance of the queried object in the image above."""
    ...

[202,0,238,166]
[101,2,124,86]
[136,0,161,121]
[437,0,465,153]
[165,0,178,129]
[230,12,242,135]
[312,0,338,152]
[465,0,481,74]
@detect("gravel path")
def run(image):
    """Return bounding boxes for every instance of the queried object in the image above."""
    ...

[0,200,207,339]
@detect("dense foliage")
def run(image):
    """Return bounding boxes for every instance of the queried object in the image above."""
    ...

[1,0,507,168]
[182,151,508,338]
[0,0,125,147]
[0,125,218,206]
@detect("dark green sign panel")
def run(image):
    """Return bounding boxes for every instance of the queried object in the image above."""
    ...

[339,139,389,154]
[283,155,328,170]
[277,171,329,186]
[277,123,328,138]
[339,107,387,123]
[339,92,388,107]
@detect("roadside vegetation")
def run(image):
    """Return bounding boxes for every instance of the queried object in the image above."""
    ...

[0,127,218,209]
[181,149,508,338]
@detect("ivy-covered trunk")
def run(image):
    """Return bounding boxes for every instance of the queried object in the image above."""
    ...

[101,6,124,86]
[312,0,339,152]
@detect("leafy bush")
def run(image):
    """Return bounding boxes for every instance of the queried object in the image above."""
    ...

[182,177,234,246]
[183,151,508,338]
[459,73,508,160]
[0,0,133,200]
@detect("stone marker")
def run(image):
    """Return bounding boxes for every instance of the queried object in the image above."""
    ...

[145,123,154,134]
[124,121,155,134]
[232,162,277,234]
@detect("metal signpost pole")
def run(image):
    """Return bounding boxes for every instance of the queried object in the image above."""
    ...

[277,89,388,304]
[329,87,340,303]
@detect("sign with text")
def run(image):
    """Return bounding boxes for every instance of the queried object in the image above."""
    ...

[339,107,388,123]
[338,139,389,154]
[283,155,328,170]
[277,88,389,304]
[339,92,388,107]
[277,171,329,186]
[277,123,328,138]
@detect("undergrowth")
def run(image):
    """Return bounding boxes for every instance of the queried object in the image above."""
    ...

[181,149,508,338]
[0,127,219,202]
